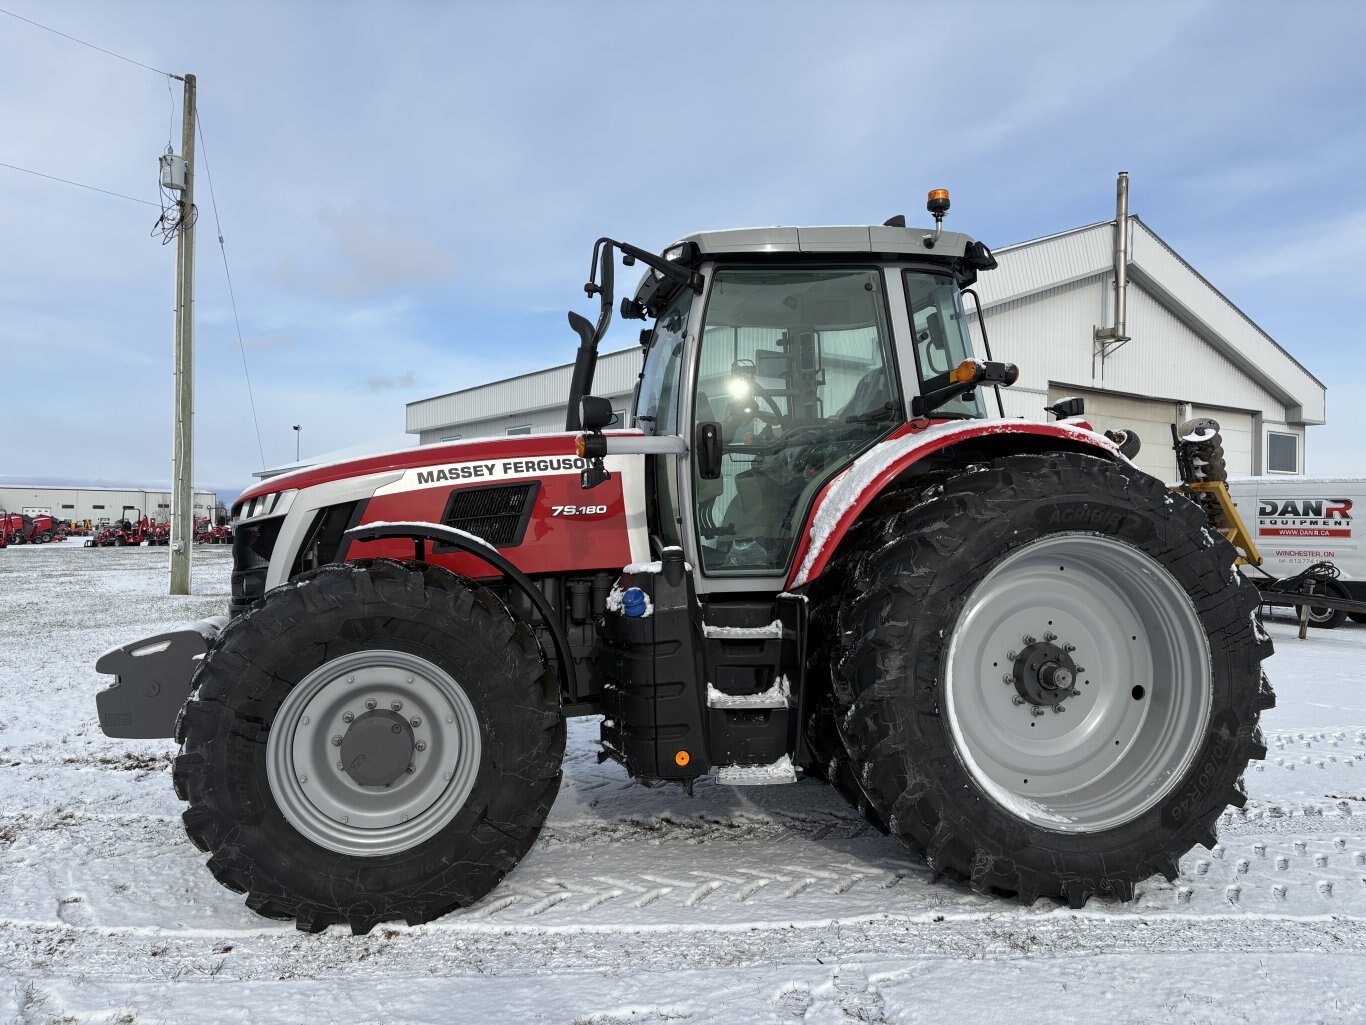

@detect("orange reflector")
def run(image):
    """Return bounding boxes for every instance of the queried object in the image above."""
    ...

[928,188,950,203]
[949,359,982,384]
[674,750,691,767]
[574,435,587,458]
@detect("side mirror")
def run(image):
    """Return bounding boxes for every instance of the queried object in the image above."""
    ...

[578,395,615,432]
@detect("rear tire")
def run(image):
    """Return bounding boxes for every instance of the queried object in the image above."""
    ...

[828,452,1272,906]
[173,559,564,933]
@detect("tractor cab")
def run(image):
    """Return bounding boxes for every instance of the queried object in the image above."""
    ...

[573,197,1002,591]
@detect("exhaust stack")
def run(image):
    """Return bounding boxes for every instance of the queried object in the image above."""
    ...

[1095,171,1131,350]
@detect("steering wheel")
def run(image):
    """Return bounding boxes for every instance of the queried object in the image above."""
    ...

[729,378,784,426]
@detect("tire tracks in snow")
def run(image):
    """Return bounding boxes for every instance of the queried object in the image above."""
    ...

[4,910,1366,985]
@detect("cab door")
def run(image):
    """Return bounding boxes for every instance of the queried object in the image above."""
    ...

[681,266,903,588]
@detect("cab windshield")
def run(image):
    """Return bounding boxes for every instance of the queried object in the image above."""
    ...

[692,267,900,575]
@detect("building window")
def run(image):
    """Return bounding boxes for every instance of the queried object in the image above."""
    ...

[1267,432,1299,474]
[440,434,462,442]
[92,504,105,510]
[62,504,74,509]
[505,425,533,436]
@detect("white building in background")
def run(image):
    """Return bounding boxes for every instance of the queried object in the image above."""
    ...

[404,214,1324,480]
[0,485,217,525]
[962,216,1323,480]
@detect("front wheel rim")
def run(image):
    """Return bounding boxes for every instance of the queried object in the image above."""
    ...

[944,534,1212,833]
[266,648,483,856]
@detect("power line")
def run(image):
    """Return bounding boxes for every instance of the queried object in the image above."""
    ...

[0,6,174,77]
[0,159,160,207]
[196,112,268,471]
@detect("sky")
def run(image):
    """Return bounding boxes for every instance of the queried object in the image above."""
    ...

[2,0,1365,500]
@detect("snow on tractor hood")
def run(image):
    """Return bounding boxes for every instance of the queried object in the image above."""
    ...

[788,417,1126,590]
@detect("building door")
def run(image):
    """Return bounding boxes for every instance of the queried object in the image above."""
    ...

[1048,386,1179,481]
[1190,405,1254,477]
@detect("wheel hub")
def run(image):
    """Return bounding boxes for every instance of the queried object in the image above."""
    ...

[945,533,1212,833]
[340,710,415,787]
[266,648,483,856]
[1011,639,1081,707]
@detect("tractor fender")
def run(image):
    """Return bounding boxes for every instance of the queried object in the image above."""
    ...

[343,520,578,700]
[787,418,1124,590]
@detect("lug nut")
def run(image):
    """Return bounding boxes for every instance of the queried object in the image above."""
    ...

[340,815,349,824]
[342,711,354,723]
[337,761,345,771]
[1071,688,1081,697]
[297,775,308,784]
[1003,674,1014,685]
[1044,632,1057,642]
[445,715,454,724]
[1012,695,1026,706]
[1031,706,1045,718]
[410,716,422,728]
[1064,643,1076,652]
[406,764,416,774]
[1022,634,1036,645]
[391,700,404,712]
[406,675,414,684]
[365,698,377,710]
[415,741,427,752]
[331,735,342,747]
[1052,704,1065,714]
[301,716,310,726]
[1074,666,1086,674]
[1007,650,1019,661]
[346,675,355,684]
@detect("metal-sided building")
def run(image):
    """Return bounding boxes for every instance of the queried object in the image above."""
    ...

[405,212,1325,479]
[0,485,218,525]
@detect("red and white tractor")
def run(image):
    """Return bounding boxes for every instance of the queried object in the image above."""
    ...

[94,193,1272,934]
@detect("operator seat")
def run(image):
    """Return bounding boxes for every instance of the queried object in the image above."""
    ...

[837,367,894,421]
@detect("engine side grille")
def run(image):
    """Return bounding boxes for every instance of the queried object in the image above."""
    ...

[231,516,283,616]
[439,482,539,548]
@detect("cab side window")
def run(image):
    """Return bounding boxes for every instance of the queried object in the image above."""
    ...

[635,291,691,547]
[635,295,689,436]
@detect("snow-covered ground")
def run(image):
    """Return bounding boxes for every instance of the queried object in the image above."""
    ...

[2,543,1364,1024]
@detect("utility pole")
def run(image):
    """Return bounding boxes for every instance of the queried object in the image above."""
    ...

[294,424,302,462]
[170,73,197,595]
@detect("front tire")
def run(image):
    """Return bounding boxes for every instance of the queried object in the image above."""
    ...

[173,559,564,933]
[828,452,1273,906]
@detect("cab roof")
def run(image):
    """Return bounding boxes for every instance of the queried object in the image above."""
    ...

[673,224,980,257]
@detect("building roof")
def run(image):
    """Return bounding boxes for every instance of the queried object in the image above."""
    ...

[976,217,1324,421]
[0,484,216,494]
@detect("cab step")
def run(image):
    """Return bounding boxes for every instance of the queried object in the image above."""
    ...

[714,755,797,785]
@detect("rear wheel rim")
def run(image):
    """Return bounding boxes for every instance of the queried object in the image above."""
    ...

[266,648,482,856]
[944,534,1211,833]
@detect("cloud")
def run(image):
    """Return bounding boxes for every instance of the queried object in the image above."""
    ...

[271,201,458,299]
[357,371,416,392]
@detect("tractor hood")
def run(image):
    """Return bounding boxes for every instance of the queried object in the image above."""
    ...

[234,433,586,515]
